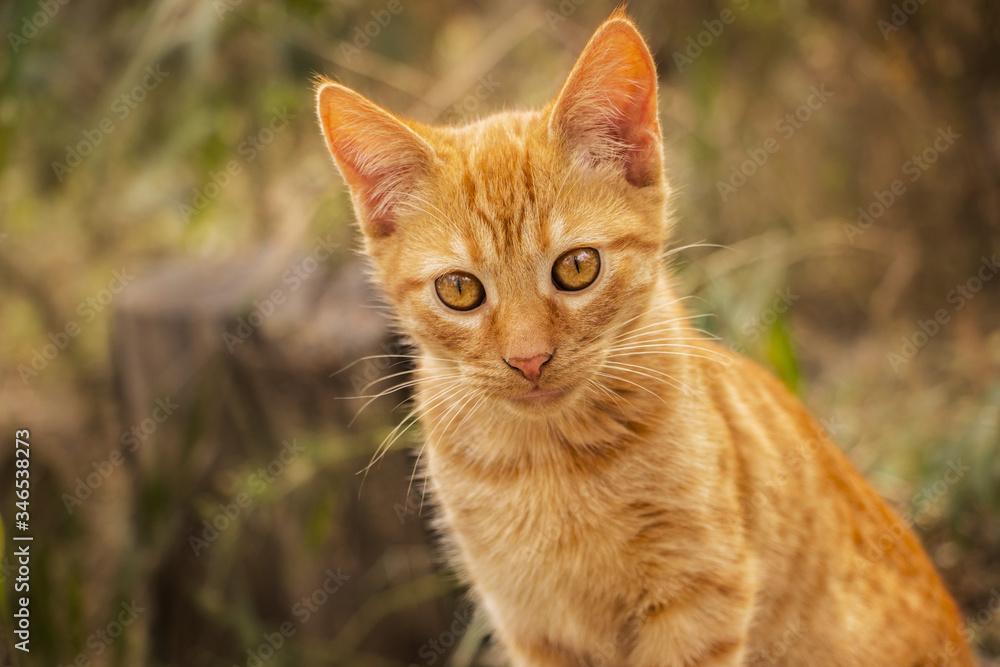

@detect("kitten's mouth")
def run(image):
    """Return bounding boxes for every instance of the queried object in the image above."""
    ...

[511,387,567,405]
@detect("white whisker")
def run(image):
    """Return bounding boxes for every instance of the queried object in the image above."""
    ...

[391,378,467,412]
[425,389,485,453]
[359,382,465,485]
[609,342,729,357]
[353,370,462,399]
[604,360,694,396]
[587,377,635,414]
[611,319,719,345]
[593,295,707,344]
[609,350,733,367]
[452,393,488,435]
[348,375,464,427]
[332,352,454,377]
[659,240,731,260]
[594,371,668,405]
[406,443,427,508]
[611,334,715,349]
[356,368,422,394]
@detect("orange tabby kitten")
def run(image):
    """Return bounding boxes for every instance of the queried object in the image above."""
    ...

[316,12,974,666]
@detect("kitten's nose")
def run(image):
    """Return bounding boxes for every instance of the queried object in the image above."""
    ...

[505,352,553,383]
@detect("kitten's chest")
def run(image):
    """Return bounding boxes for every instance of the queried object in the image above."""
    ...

[427,447,638,648]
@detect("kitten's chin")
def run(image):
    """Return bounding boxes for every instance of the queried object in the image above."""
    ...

[503,386,578,416]
[511,387,567,405]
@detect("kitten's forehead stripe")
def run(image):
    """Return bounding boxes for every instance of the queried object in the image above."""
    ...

[450,116,546,261]
[522,152,536,207]
[461,168,477,209]
[459,159,486,265]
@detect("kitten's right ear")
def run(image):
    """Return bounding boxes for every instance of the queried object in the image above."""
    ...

[316,81,435,239]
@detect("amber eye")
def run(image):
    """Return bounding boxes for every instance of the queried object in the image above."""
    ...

[552,247,601,291]
[435,271,485,311]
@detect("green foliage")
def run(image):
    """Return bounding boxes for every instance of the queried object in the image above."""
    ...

[765,313,801,395]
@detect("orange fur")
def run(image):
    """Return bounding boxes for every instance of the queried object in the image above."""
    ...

[316,14,974,666]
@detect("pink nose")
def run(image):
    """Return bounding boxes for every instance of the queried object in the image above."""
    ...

[505,352,552,383]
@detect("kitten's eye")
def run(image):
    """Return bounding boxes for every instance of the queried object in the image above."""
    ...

[552,247,601,291]
[435,271,486,311]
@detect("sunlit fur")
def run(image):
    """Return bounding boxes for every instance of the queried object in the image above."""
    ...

[317,13,974,667]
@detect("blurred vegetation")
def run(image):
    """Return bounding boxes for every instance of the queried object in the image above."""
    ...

[0,0,998,665]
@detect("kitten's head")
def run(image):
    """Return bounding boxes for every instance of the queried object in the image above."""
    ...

[317,14,670,416]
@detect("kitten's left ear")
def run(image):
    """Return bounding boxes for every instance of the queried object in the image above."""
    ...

[549,15,661,187]
[316,81,436,239]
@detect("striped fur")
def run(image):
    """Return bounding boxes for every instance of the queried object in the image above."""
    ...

[316,12,974,666]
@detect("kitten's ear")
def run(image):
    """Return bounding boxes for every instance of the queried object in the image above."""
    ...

[549,16,661,187]
[316,81,435,239]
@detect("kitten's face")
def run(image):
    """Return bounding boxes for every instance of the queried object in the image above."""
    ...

[318,16,668,415]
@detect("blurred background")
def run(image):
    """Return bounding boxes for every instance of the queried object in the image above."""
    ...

[1,0,998,664]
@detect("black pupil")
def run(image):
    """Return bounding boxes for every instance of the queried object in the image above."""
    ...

[574,257,580,273]
[456,277,462,295]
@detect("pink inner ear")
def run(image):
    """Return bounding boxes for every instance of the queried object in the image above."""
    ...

[550,19,661,187]
[329,130,421,238]
[317,83,434,238]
